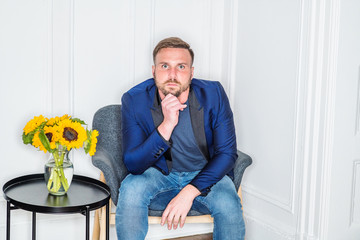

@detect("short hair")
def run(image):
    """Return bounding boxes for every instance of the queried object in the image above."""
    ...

[153,37,194,66]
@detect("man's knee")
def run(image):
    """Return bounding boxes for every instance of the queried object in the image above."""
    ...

[117,176,149,207]
[212,192,242,215]
[117,168,163,206]
[206,177,243,217]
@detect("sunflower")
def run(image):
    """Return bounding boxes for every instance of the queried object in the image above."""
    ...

[46,114,71,126]
[44,125,60,149]
[46,117,58,127]
[32,131,48,153]
[23,115,47,135]
[58,119,87,150]
[23,114,96,158]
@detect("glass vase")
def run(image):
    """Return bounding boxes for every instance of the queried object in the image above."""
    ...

[44,148,74,196]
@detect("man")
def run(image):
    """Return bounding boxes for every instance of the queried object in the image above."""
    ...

[116,37,245,240]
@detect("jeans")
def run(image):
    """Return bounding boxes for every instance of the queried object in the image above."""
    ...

[115,167,245,240]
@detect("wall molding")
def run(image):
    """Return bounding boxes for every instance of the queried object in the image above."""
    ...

[355,66,360,136]
[46,0,54,116]
[69,0,75,116]
[242,185,294,213]
[149,0,156,64]
[205,0,213,80]
[130,0,136,85]
[226,0,238,108]
[317,0,340,238]
[296,0,340,239]
[350,159,360,226]
[244,213,296,240]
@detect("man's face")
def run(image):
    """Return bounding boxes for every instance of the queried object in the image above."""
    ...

[152,48,194,97]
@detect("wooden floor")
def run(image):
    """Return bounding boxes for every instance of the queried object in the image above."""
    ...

[166,233,213,240]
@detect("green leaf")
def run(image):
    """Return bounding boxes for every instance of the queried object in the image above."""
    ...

[83,129,92,154]
[71,118,86,125]
[39,121,47,129]
[22,132,34,144]
[38,130,52,152]
[83,139,90,154]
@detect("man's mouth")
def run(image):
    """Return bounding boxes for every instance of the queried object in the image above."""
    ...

[166,83,179,87]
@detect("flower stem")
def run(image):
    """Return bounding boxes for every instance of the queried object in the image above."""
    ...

[47,149,70,194]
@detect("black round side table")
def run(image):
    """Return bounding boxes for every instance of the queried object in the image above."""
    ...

[3,174,110,240]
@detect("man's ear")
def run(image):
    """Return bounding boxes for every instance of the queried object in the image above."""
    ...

[191,66,194,79]
[152,65,155,78]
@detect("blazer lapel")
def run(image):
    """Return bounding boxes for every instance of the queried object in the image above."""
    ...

[150,90,163,128]
[188,89,210,161]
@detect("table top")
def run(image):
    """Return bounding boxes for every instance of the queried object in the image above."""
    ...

[3,174,110,214]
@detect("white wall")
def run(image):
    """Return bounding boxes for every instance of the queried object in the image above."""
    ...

[235,0,360,239]
[0,0,233,239]
[0,0,359,239]
[235,0,301,238]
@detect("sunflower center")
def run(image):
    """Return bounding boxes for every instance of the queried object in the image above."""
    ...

[63,127,78,142]
[45,132,53,142]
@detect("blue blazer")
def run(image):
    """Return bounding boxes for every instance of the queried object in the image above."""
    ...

[121,78,238,195]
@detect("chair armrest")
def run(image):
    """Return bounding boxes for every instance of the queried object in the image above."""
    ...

[92,147,128,205]
[233,150,252,191]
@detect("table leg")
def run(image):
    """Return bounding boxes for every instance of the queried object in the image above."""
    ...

[6,201,10,240]
[85,207,90,240]
[32,212,36,240]
[106,203,109,240]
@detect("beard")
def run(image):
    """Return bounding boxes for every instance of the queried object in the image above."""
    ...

[154,74,191,97]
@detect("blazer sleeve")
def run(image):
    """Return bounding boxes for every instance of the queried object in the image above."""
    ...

[121,92,170,174]
[189,82,238,195]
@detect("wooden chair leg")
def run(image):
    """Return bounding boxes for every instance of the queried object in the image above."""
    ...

[92,208,101,240]
[99,205,107,240]
[92,172,108,240]
[238,185,243,210]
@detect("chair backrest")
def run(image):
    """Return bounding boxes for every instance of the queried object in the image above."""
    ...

[92,104,128,204]
[233,150,252,191]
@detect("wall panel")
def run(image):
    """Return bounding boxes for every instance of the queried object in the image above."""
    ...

[235,0,301,212]
[0,0,50,183]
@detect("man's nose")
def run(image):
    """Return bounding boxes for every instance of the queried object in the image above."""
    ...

[168,67,177,79]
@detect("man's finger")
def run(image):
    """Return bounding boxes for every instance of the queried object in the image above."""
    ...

[162,97,186,109]
[173,215,180,230]
[180,215,186,228]
[167,214,174,230]
[161,208,169,226]
[162,93,177,104]
[162,94,187,109]
[179,104,187,111]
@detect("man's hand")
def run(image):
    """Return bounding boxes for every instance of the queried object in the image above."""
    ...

[161,185,201,230]
[157,94,187,141]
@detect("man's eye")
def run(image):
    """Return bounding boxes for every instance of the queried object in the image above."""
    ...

[178,65,185,70]
[162,64,168,69]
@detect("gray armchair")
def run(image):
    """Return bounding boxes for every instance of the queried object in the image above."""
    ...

[91,104,252,239]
